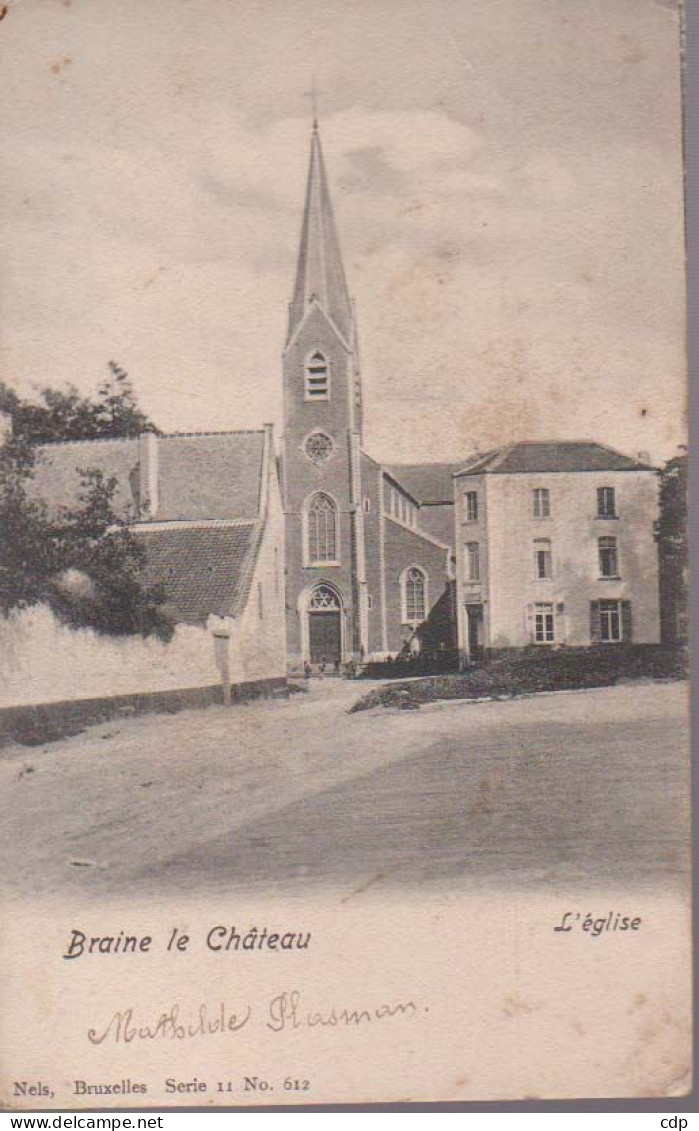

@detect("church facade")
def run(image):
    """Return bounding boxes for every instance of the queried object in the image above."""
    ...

[282,122,456,668]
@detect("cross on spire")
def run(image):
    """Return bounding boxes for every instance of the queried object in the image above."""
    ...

[304,77,324,128]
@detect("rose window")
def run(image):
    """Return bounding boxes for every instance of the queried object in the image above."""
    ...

[304,431,334,465]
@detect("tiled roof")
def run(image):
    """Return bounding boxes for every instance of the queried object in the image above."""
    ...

[138,522,261,625]
[27,430,266,521]
[414,503,456,546]
[156,432,264,520]
[29,436,140,515]
[385,463,462,504]
[455,441,656,476]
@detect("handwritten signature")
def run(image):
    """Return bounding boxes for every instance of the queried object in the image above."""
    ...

[87,992,421,1045]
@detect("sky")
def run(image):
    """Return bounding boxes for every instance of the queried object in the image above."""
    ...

[0,0,687,464]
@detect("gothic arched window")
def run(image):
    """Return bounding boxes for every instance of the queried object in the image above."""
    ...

[401,565,427,625]
[305,350,329,400]
[306,492,339,564]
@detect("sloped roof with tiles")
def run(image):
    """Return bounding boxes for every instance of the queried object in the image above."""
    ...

[138,522,262,625]
[29,435,141,516]
[455,441,655,476]
[385,462,463,505]
[26,429,269,626]
[28,430,266,520]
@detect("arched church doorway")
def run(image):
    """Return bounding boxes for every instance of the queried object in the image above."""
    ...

[303,582,344,665]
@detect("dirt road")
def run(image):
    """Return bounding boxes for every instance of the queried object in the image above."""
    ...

[0,679,689,901]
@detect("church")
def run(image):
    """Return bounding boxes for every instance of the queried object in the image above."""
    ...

[1,118,459,719]
[281,119,457,667]
[0,118,663,722]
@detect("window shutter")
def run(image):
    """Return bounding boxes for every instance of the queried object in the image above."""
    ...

[525,602,534,642]
[621,600,632,642]
[554,602,565,644]
[590,601,601,643]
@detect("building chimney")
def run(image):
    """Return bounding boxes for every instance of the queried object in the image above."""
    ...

[637,450,651,466]
[139,431,159,518]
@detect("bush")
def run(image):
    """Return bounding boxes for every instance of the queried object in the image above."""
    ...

[350,645,687,713]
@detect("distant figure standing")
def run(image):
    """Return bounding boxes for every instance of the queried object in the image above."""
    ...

[303,660,312,681]
[333,657,340,675]
[319,657,326,677]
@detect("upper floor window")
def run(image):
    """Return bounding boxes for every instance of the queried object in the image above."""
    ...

[534,538,552,579]
[465,542,480,582]
[305,350,329,401]
[597,486,617,519]
[598,536,619,578]
[533,488,550,518]
[464,491,479,522]
[402,566,427,624]
[306,492,338,564]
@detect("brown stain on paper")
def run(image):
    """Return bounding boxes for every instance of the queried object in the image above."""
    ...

[502,993,542,1018]
[49,57,73,76]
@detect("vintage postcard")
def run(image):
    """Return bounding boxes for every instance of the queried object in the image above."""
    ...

[0,0,691,1108]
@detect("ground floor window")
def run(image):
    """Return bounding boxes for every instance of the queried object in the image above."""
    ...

[534,602,554,643]
[599,599,621,641]
[591,599,631,642]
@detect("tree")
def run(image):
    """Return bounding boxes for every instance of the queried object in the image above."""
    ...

[46,468,174,640]
[0,434,56,613]
[0,361,156,445]
[655,452,688,644]
[0,368,172,640]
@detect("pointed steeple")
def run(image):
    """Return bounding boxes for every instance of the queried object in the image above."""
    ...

[287,123,353,346]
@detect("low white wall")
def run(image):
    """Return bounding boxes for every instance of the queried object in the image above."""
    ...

[0,606,220,708]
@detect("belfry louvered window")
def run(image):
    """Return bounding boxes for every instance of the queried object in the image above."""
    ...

[305,350,329,400]
[307,493,338,563]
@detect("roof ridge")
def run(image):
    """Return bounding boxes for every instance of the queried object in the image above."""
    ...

[38,435,138,447]
[37,428,266,448]
[360,449,383,472]
[162,429,265,439]
[590,439,650,464]
[387,460,460,469]
[133,518,257,532]
[452,449,500,475]
[486,443,518,472]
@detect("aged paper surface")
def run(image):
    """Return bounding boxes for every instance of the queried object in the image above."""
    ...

[0,0,691,1108]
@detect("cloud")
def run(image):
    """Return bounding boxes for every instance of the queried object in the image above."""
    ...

[0,0,687,464]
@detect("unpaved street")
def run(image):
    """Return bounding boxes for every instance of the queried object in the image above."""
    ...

[1,680,689,901]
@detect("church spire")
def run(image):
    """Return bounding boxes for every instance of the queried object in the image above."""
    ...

[287,122,353,346]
